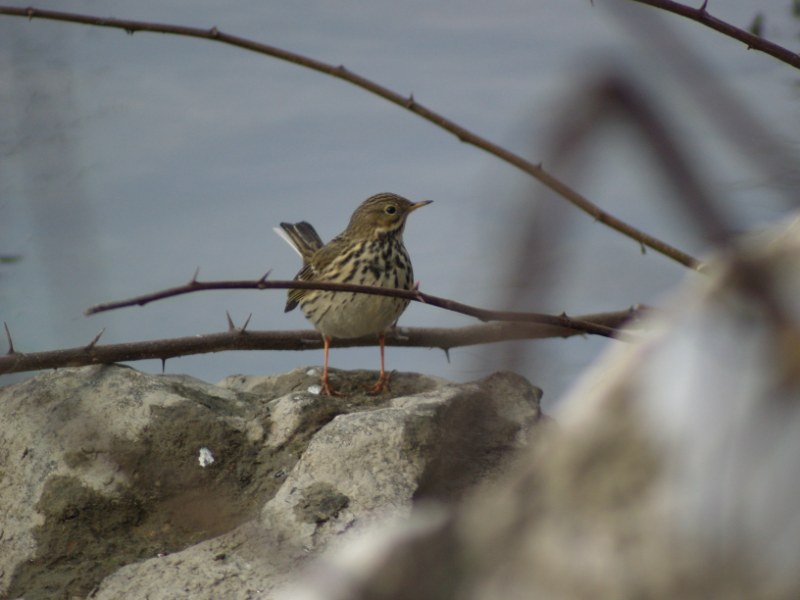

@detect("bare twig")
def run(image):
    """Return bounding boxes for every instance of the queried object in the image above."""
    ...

[628,0,800,70]
[0,5,700,270]
[0,309,646,376]
[84,275,627,339]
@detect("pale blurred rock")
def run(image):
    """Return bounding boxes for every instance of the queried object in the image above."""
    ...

[287,215,800,600]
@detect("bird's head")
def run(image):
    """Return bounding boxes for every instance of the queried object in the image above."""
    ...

[345,193,432,238]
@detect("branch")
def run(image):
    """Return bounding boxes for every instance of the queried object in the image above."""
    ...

[628,0,800,71]
[84,274,627,339]
[0,5,700,270]
[0,310,646,375]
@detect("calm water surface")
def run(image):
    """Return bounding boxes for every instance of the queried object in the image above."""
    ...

[1,0,798,407]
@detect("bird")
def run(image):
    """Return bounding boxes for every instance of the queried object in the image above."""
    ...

[275,192,432,395]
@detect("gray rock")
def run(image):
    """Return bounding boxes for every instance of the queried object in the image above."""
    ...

[0,365,541,599]
[260,372,540,554]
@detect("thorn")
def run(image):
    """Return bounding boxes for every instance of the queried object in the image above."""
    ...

[442,347,451,364]
[258,270,272,285]
[190,267,201,284]
[405,93,415,108]
[226,311,252,333]
[209,26,220,37]
[86,328,105,350]
[161,358,167,374]
[699,0,708,12]
[4,322,15,354]
[125,28,134,35]
[640,241,647,255]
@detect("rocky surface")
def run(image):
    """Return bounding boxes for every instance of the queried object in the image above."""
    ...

[0,365,542,599]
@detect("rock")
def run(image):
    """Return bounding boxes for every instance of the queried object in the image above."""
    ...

[260,371,540,554]
[0,365,277,600]
[0,365,541,599]
[285,215,800,600]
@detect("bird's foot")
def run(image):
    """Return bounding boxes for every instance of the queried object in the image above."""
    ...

[366,372,391,395]
[321,378,344,397]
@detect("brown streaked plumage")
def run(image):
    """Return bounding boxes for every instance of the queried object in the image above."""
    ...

[276,192,432,395]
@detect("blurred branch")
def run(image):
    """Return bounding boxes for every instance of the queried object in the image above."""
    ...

[548,72,794,330]
[551,75,729,246]
[629,0,800,70]
[0,5,700,270]
[0,309,645,375]
[612,0,800,209]
[84,273,629,340]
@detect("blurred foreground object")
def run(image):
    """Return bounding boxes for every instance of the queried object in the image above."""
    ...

[288,212,800,600]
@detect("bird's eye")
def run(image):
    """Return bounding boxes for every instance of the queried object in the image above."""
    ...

[385,205,397,215]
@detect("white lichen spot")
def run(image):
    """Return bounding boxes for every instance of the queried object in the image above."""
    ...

[198,447,215,468]
[305,368,319,376]
[307,384,323,395]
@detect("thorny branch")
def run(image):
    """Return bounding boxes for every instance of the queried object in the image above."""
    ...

[0,310,645,376]
[84,274,629,340]
[0,273,646,375]
[0,4,701,270]
[629,0,800,70]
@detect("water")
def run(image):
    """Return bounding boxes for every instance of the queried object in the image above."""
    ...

[1,0,798,409]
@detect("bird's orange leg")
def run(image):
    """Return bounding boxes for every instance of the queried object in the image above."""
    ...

[320,336,342,396]
[367,333,391,394]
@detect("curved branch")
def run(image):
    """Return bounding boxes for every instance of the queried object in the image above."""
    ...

[0,5,700,270]
[83,274,628,339]
[629,0,800,71]
[0,310,645,376]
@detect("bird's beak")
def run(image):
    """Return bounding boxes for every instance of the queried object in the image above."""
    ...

[410,200,433,212]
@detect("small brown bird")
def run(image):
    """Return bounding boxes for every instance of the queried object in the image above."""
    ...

[276,193,432,395]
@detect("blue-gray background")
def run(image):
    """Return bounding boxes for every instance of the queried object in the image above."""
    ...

[1,0,798,409]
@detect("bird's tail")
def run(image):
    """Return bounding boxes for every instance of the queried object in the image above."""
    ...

[274,222,324,261]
